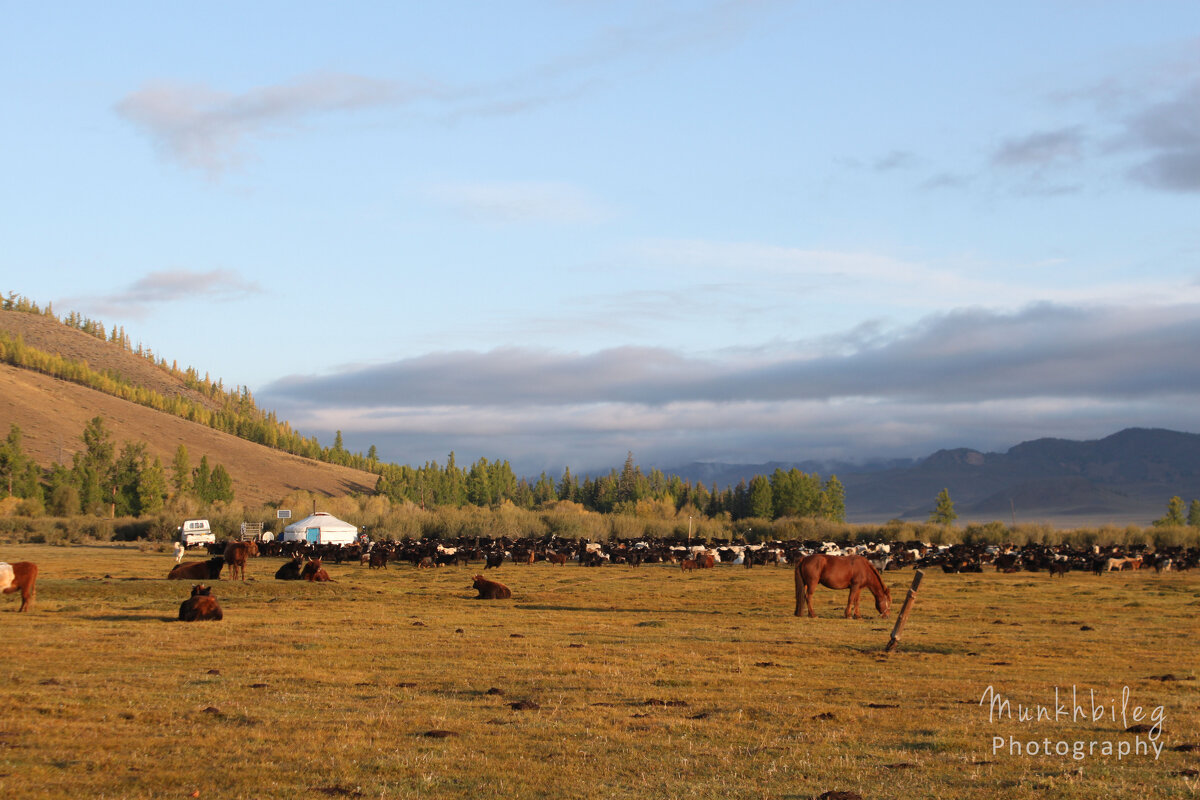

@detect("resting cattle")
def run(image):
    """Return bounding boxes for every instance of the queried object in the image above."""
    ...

[301,558,332,582]
[472,574,511,599]
[178,584,223,621]
[275,556,304,580]
[223,540,258,581]
[168,557,225,581]
[0,561,38,612]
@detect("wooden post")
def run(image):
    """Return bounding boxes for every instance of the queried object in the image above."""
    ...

[884,569,924,653]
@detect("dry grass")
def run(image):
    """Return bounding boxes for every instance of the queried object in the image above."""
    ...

[1,545,1198,799]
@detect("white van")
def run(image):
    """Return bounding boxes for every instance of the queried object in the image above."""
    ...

[178,519,215,547]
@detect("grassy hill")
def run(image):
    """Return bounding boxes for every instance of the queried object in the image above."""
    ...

[0,309,376,508]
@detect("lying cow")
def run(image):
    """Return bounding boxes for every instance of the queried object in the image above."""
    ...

[275,556,304,580]
[178,584,223,621]
[168,557,225,581]
[472,574,511,599]
[301,558,332,582]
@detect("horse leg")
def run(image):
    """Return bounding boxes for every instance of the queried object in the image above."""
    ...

[846,583,863,618]
[805,581,817,618]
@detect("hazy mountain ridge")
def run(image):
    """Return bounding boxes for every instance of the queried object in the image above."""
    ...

[661,428,1200,526]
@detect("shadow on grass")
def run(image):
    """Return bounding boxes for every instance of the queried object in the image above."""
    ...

[515,603,721,615]
[81,613,178,623]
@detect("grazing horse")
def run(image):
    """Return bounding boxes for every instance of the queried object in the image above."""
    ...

[794,554,891,619]
[178,584,223,621]
[0,561,38,612]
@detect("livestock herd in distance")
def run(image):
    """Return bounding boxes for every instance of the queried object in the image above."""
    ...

[189,533,1200,576]
[6,532,1196,619]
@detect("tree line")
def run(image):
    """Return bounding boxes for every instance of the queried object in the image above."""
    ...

[0,418,233,518]
[0,293,845,522]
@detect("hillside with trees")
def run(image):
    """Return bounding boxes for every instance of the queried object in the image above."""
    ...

[0,295,848,536]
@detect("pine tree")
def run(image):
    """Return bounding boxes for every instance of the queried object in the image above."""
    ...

[822,475,846,522]
[748,475,773,519]
[138,457,168,514]
[193,456,212,503]
[0,424,26,497]
[1189,499,1200,528]
[208,465,235,503]
[928,488,957,525]
[171,444,191,497]
[1154,496,1186,527]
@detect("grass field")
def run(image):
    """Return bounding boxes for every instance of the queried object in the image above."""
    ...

[1,544,1198,799]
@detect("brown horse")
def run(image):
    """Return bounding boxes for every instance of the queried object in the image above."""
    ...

[794,554,891,619]
[1,561,37,612]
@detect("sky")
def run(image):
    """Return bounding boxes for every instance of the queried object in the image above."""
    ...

[4,1,1200,477]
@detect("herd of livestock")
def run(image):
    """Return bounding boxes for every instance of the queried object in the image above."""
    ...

[192,534,1200,576]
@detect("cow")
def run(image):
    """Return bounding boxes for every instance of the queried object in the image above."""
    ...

[484,551,505,569]
[275,556,304,580]
[546,552,569,566]
[301,558,332,582]
[0,561,38,612]
[681,558,697,572]
[223,540,258,581]
[178,585,223,621]
[472,574,511,599]
[168,557,225,581]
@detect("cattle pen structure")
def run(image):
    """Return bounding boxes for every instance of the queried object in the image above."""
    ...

[0,541,1196,800]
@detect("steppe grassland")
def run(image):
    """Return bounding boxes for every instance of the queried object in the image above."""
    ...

[1,543,1197,799]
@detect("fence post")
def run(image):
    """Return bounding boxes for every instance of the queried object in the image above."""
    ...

[884,570,924,653]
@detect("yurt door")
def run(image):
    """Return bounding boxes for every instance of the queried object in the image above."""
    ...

[306,527,320,543]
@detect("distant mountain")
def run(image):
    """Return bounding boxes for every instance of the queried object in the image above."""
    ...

[662,428,1200,527]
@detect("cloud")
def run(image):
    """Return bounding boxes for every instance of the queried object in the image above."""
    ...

[427,181,611,224]
[1122,80,1200,191]
[115,73,435,174]
[64,269,261,318]
[116,3,788,172]
[991,127,1085,168]
[258,302,1200,472]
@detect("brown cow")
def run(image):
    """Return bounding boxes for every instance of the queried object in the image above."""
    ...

[1,561,38,612]
[681,559,697,572]
[301,557,332,582]
[168,557,225,581]
[472,574,511,599]
[178,584,223,621]
[546,552,569,565]
[223,540,258,581]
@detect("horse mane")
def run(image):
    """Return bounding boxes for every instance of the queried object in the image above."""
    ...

[862,556,887,591]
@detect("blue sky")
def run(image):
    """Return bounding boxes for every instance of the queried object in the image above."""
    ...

[4,1,1200,476]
